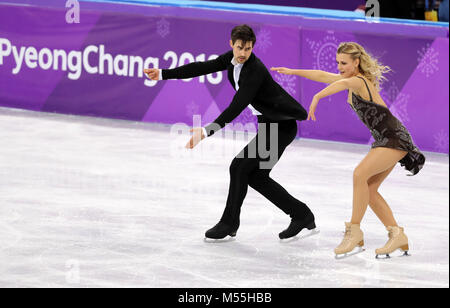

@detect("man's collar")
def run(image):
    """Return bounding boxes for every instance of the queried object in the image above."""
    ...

[231,57,242,66]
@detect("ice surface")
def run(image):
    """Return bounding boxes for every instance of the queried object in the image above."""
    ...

[0,107,448,288]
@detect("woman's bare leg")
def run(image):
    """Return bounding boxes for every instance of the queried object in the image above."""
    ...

[351,147,407,225]
[367,166,398,227]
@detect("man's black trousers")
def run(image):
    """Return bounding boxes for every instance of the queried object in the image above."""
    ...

[219,115,314,228]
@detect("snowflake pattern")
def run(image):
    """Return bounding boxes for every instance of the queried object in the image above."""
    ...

[389,93,410,124]
[157,18,170,38]
[254,29,272,54]
[274,73,296,96]
[306,32,340,73]
[417,43,439,78]
[380,81,400,105]
[433,129,449,153]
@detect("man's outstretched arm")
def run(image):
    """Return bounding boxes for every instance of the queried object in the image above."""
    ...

[205,68,265,137]
[185,67,265,148]
[144,51,232,81]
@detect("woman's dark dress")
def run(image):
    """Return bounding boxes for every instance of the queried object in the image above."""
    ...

[350,76,425,175]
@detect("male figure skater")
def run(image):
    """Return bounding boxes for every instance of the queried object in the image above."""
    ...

[145,25,316,240]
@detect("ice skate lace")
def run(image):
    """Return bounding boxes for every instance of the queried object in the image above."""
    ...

[341,228,352,243]
[388,230,393,239]
[384,230,396,248]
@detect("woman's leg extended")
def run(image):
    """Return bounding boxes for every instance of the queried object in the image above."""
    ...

[367,166,399,227]
[351,147,407,224]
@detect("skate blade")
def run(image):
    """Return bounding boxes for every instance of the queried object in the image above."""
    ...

[376,249,411,259]
[279,228,320,243]
[203,236,236,243]
[335,247,365,260]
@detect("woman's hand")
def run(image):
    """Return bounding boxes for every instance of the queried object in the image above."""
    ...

[307,96,320,121]
[270,67,294,75]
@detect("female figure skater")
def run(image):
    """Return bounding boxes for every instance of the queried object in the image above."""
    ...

[272,42,425,258]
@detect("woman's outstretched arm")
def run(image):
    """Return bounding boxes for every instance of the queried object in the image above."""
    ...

[270,67,343,84]
[307,77,361,121]
[315,78,360,99]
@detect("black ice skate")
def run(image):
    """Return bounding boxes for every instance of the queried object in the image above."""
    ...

[204,222,238,240]
[279,215,318,240]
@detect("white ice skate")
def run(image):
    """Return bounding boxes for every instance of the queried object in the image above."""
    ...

[375,226,411,259]
[334,222,365,259]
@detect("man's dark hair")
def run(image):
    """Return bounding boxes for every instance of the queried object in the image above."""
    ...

[231,24,256,47]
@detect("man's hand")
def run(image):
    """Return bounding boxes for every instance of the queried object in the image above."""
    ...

[144,68,160,81]
[185,127,206,149]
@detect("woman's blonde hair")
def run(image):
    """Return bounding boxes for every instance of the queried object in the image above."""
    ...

[337,42,391,90]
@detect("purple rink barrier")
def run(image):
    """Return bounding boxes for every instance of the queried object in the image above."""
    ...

[0,1,448,154]
[205,0,364,11]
